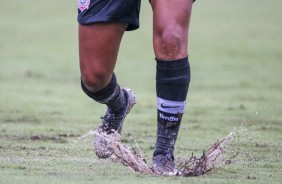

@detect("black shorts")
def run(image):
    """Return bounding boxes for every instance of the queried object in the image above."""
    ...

[77,0,141,31]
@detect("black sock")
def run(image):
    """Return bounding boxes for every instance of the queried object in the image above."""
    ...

[154,57,190,158]
[81,73,126,112]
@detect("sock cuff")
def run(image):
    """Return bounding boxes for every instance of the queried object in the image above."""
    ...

[156,56,189,69]
[81,73,119,104]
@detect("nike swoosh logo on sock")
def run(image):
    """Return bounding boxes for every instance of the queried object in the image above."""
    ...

[160,103,181,109]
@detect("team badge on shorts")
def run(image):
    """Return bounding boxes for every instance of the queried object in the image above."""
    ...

[77,0,90,12]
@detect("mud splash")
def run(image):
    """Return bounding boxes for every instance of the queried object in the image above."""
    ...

[178,131,238,176]
[80,129,243,176]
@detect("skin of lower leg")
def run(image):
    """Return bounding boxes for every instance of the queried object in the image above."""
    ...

[79,23,126,92]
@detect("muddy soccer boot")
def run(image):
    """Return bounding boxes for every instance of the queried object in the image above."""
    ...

[94,88,136,158]
[152,121,181,176]
[153,153,178,176]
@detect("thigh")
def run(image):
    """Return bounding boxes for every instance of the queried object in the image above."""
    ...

[150,0,193,29]
[79,23,126,88]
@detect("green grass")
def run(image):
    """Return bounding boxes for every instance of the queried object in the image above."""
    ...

[1,0,282,183]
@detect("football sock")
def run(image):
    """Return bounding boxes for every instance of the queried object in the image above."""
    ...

[154,57,190,158]
[81,73,126,113]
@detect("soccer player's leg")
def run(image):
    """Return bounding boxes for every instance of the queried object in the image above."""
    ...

[77,0,140,158]
[150,0,193,175]
[79,24,137,158]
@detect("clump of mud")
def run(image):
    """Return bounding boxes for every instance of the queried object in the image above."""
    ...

[80,129,242,177]
[178,131,238,176]
[94,131,154,174]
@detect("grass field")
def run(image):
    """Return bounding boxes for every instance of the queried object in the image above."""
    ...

[1,0,282,183]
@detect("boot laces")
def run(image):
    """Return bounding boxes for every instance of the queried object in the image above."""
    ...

[100,113,119,134]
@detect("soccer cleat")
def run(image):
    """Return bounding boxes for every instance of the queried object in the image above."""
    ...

[153,153,179,176]
[94,88,136,158]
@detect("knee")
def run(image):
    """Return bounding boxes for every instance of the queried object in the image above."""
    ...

[81,66,111,91]
[155,26,187,60]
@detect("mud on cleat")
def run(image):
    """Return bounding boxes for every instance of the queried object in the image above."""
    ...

[94,88,136,158]
[153,153,179,176]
